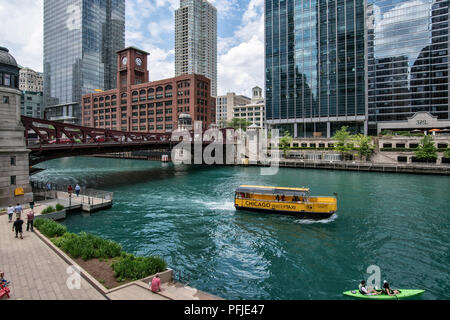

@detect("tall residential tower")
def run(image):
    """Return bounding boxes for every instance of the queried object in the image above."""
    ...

[175,0,218,97]
[43,0,125,124]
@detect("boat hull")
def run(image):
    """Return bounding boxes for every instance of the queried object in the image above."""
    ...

[343,289,425,300]
[235,205,335,220]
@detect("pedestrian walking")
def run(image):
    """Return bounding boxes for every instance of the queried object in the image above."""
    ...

[75,184,81,197]
[46,182,51,191]
[68,185,73,195]
[26,210,34,232]
[29,201,35,211]
[14,203,23,219]
[7,205,14,223]
[12,217,24,239]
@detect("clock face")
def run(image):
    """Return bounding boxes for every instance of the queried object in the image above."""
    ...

[136,58,142,66]
[122,57,128,66]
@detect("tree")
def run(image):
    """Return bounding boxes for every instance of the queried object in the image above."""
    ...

[415,135,437,161]
[217,119,228,128]
[226,118,252,131]
[443,140,450,159]
[333,126,353,157]
[444,147,450,159]
[279,131,293,157]
[353,134,375,160]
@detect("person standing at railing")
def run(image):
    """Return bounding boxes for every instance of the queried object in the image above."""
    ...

[68,185,73,195]
[75,184,81,197]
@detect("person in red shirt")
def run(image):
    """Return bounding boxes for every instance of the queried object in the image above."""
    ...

[150,274,162,293]
[26,210,35,232]
[68,185,73,194]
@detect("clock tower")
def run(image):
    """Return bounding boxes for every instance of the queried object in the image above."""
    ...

[116,47,150,91]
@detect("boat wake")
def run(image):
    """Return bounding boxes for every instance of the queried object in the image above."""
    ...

[192,200,236,211]
[293,214,339,225]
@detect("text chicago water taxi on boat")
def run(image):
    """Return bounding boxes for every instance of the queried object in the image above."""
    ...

[235,185,337,219]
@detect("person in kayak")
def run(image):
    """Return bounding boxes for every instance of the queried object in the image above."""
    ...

[359,280,380,295]
[382,281,400,296]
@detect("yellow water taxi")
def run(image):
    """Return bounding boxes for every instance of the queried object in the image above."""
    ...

[234,185,337,219]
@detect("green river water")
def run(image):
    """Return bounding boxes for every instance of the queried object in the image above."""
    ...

[32,157,450,300]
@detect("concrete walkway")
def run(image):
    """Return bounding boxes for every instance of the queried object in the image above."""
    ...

[0,214,106,300]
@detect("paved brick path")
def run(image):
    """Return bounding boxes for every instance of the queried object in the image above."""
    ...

[0,214,105,300]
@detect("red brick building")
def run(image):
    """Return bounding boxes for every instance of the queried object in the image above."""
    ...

[82,47,215,132]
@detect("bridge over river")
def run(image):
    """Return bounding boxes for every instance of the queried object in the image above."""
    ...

[22,116,242,166]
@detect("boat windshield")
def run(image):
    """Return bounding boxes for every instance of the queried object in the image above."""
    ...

[235,186,310,201]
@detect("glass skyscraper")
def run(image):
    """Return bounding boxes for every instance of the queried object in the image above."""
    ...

[367,0,449,134]
[43,0,125,124]
[265,0,366,138]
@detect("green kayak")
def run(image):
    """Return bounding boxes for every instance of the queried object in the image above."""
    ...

[343,289,425,300]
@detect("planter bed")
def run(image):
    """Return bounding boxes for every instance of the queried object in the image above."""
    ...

[72,257,133,290]
[33,218,167,290]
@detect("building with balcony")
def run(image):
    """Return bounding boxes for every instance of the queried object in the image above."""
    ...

[19,67,43,92]
[175,0,217,97]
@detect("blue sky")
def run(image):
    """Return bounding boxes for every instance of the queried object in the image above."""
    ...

[0,0,264,96]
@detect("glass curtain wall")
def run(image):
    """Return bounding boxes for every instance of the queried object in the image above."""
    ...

[44,0,125,123]
[367,0,449,130]
[266,0,366,137]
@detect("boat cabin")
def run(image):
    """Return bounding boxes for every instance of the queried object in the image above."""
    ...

[235,185,311,203]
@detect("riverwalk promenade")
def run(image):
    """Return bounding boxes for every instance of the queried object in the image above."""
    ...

[0,213,105,300]
[0,212,222,300]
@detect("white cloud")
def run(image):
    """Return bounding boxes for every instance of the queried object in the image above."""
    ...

[0,0,265,98]
[217,0,264,96]
[0,0,43,71]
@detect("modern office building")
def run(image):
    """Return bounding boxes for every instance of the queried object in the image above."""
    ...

[19,67,43,92]
[43,0,125,124]
[216,93,252,126]
[175,0,218,97]
[19,67,44,119]
[82,47,215,133]
[265,0,366,138]
[367,0,449,134]
[21,91,44,119]
[265,0,449,137]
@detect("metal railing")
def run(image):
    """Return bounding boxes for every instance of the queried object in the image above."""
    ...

[30,181,114,206]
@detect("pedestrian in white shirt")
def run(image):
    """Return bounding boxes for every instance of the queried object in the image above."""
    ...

[7,205,14,223]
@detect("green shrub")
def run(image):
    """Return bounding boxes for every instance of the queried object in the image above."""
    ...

[112,253,167,281]
[34,218,67,238]
[52,232,122,261]
[55,204,65,211]
[41,206,56,215]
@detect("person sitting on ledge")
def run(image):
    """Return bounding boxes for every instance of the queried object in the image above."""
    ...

[150,274,162,293]
[0,272,8,287]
